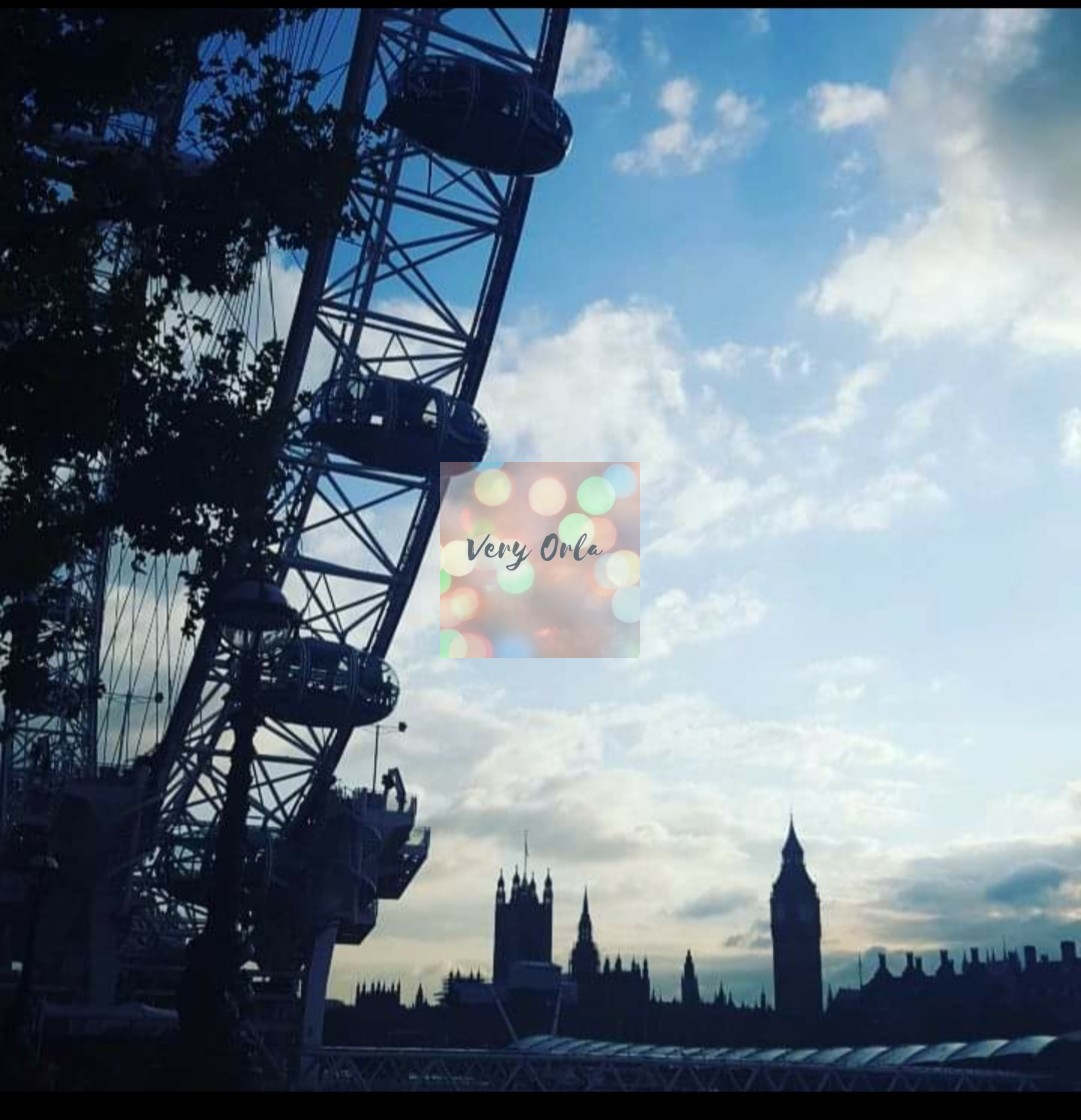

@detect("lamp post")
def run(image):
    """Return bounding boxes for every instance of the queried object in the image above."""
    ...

[371,720,407,793]
[177,576,297,1089]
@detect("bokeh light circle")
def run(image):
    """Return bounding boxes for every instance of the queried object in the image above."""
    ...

[558,512,595,547]
[577,476,616,516]
[440,568,451,595]
[604,463,638,499]
[589,516,618,552]
[464,520,499,570]
[606,549,640,588]
[440,629,468,658]
[594,554,617,590]
[473,547,502,572]
[497,560,535,595]
[450,586,480,621]
[612,586,640,623]
[463,632,493,658]
[441,539,476,577]
[529,477,567,517]
[475,469,511,506]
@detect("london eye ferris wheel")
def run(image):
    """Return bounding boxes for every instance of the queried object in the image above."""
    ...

[0,6,573,1059]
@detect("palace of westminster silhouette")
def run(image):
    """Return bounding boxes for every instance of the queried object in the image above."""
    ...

[327,819,1081,1049]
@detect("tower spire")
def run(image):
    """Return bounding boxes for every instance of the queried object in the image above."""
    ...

[782,815,804,862]
[771,816,822,1020]
[570,885,600,982]
[577,888,593,939]
[682,949,701,1005]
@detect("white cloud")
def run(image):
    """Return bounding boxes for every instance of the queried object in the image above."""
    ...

[747,9,770,36]
[816,679,865,705]
[800,656,880,709]
[801,655,881,680]
[641,29,671,68]
[659,76,697,119]
[974,8,1049,69]
[836,150,869,181]
[1059,408,1081,468]
[808,82,889,132]
[696,341,811,381]
[696,342,751,376]
[793,363,886,437]
[485,301,942,560]
[828,468,947,533]
[642,583,768,662]
[716,91,763,142]
[651,463,946,557]
[556,21,618,96]
[614,79,766,176]
[886,384,952,452]
[482,299,687,477]
[809,9,1081,355]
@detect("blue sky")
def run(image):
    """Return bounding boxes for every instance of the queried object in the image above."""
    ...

[324,7,1081,1006]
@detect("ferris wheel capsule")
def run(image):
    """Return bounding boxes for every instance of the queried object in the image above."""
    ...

[258,637,400,729]
[308,374,489,476]
[381,54,572,176]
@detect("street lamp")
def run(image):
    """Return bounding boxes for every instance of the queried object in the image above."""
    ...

[371,720,408,792]
[207,578,297,937]
[216,578,298,658]
[177,575,297,1088]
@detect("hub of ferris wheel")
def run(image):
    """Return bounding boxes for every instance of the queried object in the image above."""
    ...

[0,8,572,1077]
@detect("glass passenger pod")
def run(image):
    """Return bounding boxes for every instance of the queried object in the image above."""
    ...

[308,374,488,476]
[259,637,399,728]
[381,55,573,177]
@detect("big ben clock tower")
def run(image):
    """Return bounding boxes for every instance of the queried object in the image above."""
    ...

[770,817,823,1021]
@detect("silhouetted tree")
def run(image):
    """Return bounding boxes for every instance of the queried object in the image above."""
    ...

[0,10,360,668]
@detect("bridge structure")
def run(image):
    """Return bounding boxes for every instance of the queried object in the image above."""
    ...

[299,1033,1080,1092]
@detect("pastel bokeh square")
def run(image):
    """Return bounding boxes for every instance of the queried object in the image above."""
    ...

[439,462,640,658]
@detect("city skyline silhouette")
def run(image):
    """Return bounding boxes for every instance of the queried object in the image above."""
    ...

[335,819,1081,1055]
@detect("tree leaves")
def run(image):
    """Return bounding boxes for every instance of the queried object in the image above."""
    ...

[0,9,358,635]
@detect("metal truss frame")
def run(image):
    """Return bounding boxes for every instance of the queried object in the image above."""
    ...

[152,7,568,867]
[0,92,186,837]
[301,1046,1051,1093]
